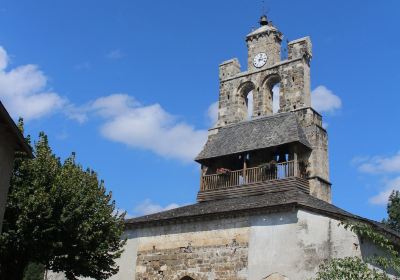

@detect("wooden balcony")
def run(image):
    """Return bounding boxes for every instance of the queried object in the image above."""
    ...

[198,160,309,202]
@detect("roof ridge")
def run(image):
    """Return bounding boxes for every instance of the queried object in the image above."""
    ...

[218,112,291,130]
[126,190,400,242]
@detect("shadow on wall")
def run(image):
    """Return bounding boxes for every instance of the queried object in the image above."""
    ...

[251,210,298,227]
[359,238,397,276]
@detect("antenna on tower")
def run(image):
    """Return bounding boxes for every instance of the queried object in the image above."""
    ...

[261,0,266,15]
[261,0,271,16]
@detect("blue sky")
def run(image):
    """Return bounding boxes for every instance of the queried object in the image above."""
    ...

[1,0,399,221]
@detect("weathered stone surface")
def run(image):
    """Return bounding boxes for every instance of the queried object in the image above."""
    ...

[210,19,330,202]
[99,210,396,280]
[135,243,248,280]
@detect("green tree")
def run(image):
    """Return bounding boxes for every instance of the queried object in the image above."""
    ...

[23,263,45,280]
[0,129,126,280]
[314,257,390,280]
[314,221,400,279]
[383,190,400,232]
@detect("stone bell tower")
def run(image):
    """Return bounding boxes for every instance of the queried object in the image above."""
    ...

[247,15,283,71]
[197,15,331,202]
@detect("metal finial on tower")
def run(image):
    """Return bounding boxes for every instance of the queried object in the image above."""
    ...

[261,0,266,15]
[259,15,268,26]
[259,0,269,26]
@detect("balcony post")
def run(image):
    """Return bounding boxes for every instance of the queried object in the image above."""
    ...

[200,165,205,191]
[243,154,247,183]
[294,152,298,177]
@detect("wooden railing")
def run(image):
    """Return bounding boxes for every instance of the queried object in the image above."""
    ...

[201,161,304,191]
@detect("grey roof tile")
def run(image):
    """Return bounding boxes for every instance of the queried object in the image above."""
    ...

[196,113,312,162]
[126,190,400,241]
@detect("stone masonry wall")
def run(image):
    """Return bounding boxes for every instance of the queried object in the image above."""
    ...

[135,242,248,280]
[246,28,281,71]
[214,33,330,202]
[216,36,311,127]
[133,216,250,280]
[294,107,331,202]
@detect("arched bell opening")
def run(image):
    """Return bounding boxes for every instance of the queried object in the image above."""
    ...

[262,74,281,115]
[237,81,256,121]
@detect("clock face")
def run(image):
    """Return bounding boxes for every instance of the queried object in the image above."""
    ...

[253,52,268,68]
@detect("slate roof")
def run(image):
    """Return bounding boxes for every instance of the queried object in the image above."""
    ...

[196,113,312,162]
[246,24,279,38]
[125,190,400,241]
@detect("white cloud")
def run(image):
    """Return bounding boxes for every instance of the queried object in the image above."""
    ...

[91,94,208,162]
[106,49,124,60]
[91,94,139,117]
[353,152,400,205]
[207,101,218,125]
[134,199,180,216]
[0,45,209,161]
[357,151,400,174]
[370,176,400,205]
[311,85,342,113]
[0,46,71,121]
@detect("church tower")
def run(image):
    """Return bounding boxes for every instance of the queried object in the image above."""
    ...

[108,14,400,280]
[246,15,282,71]
[197,15,330,202]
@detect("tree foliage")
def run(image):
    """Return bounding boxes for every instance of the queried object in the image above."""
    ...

[314,221,400,279]
[314,257,391,280]
[384,190,400,233]
[23,263,45,280]
[0,127,126,280]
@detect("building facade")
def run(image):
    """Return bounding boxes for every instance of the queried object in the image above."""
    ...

[109,15,398,280]
[50,15,399,280]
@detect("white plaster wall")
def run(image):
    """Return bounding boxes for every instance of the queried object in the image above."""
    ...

[247,210,362,280]
[47,231,139,280]
[108,230,139,280]
[248,210,300,280]
[48,209,393,280]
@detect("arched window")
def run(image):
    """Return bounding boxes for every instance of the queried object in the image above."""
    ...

[272,83,280,113]
[181,277,194,280]
[262,74,281,115]
[247,91,254,119]
[238,81,255,121]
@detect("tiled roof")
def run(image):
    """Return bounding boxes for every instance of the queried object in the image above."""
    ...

[196,113,312,162]
[126,190,400,241]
